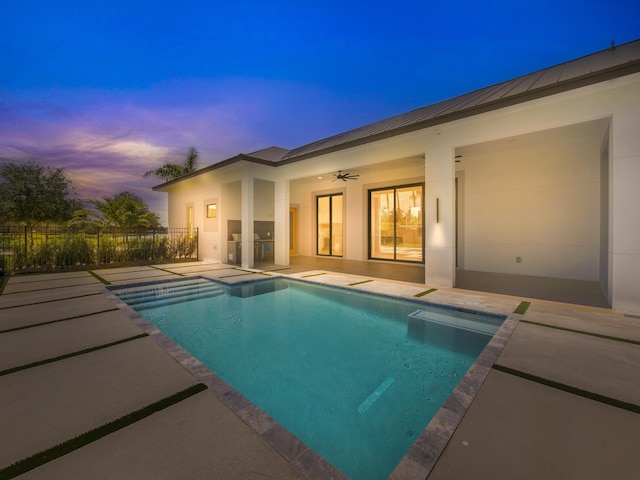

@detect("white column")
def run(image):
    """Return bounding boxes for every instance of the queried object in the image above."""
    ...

[611,105,640,313]
[274,179,290,265]
[241,174,254,269]
[424,138,455,287]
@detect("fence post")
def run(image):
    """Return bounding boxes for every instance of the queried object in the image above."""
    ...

[24,225,28,263]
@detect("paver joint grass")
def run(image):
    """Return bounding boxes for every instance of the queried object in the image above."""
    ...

[493,364,640,414]
[0,333,148,377]
[0,275,9,296]
[520,319,640,346]
[87,270,110,284]
[0,383,207,480]
[0,292,103,311]
[513,301,531,314]
[0,308,120,334]
[415,288,437,297]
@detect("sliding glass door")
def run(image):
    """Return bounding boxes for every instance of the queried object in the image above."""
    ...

[369,184,423,262]
[317,193,343,256]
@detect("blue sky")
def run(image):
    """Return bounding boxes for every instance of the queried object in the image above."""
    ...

[1,1,638,224]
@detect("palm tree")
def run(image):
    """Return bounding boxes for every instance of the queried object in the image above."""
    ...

[144,147,199,182]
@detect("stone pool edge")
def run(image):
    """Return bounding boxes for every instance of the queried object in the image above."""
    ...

[388,311,520,479]
[103,276,520,480]
[102,283,347,480]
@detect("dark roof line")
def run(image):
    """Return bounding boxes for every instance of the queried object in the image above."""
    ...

[152,153,278,190]
[153,38,640,190]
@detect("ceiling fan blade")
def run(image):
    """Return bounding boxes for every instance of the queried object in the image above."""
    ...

[329,170,359,181]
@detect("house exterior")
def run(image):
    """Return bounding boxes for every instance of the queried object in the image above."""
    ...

[154,39,640,313]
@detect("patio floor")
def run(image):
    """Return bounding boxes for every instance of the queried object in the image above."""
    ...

[1,261,638,479]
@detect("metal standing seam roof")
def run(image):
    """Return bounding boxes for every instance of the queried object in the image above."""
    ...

[245,146,290,162]
[280,39,640,162]
[154,39,640,190]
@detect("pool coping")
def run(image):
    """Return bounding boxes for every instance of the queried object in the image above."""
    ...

[103,275,520,480]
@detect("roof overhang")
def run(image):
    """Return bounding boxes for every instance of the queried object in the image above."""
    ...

[153,39,640,189]
[152,153,279,191]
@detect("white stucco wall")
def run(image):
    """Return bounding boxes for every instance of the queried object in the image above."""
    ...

[160,72,640,312]
[458,134,601,281]
[289,161,425,260]
[610,87,640,312]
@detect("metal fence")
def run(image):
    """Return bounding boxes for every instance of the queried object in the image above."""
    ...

[0,226,198,274]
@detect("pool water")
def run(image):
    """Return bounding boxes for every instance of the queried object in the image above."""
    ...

[114,278,504,480]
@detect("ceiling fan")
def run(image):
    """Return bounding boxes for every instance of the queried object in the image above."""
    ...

[332,170,359,182]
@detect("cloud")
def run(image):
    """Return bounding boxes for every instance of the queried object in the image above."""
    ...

[0,76,385,225]
[0,80,292,225]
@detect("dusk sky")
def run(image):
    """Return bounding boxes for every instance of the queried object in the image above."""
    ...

[1,1,638,224]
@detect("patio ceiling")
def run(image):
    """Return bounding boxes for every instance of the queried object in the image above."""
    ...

[454,118,610,163]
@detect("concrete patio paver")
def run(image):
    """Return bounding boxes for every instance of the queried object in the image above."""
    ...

[1,275,101,294]
[92,267,180,283]
[0,293,117,331]
[5,271,95,284]
[18,391,307,480]
[157,262,233,275]
[496,321,640,405]
[427,369,640,480]
[0,284,102,309]
[200,269,273,283]
[0,337,199,468]
[523,302,640,342]
[0,310,144,371]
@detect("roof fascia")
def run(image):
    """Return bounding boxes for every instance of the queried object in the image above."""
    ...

[153,56,640,187]
[151,154,277,191]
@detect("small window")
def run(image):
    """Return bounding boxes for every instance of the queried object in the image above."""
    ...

[206,203,217,218]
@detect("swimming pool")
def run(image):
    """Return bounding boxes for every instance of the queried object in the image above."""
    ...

[113,277,506,479]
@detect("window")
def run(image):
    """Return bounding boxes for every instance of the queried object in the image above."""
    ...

[206,203,217,218]
[316,193,343,257]
[369,184,423,262]
[187,206,194,237]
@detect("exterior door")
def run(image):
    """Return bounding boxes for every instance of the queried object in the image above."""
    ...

[317,194,343,256]
[290,207,298,255]
[369,184,423,262]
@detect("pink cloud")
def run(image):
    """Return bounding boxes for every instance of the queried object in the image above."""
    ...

[0,77,378,224]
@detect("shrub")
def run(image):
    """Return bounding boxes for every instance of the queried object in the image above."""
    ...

[125,238,156,262]
[55,235,94,266]
[168,235,197,259]
[97,238,120,264]
[30,241,58,269]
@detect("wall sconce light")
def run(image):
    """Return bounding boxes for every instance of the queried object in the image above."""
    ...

[436,198,440,223]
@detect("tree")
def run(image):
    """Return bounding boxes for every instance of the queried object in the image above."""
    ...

[87,192,161,229]
[144,146,199,182]
[0,161,80,229]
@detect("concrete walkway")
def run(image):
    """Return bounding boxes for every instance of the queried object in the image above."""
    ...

[1,262,639,479]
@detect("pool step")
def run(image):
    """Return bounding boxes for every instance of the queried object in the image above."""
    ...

[408,309,502,336]
[117,280,215,303]
[133,288,225,311]
[116,279,224,310]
